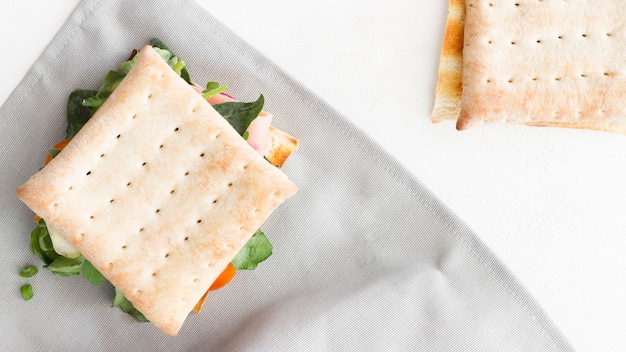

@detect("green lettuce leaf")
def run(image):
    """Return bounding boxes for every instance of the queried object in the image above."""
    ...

[82,70,127,112]
[82,260,107,285]
[45,255,85,277]
[231,230,273,270]
[213,95,264,136]
[82,45,188,112]
[113,288,149,322]
[30,219,59,265]
[149,38,191,83]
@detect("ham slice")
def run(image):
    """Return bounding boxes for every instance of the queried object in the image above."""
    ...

[193,85,272,154]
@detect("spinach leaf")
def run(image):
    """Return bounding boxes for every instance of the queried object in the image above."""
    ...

[66,89,97,139]
[213,95,264,136]
[231,230,273,270]
[113,288,149,322]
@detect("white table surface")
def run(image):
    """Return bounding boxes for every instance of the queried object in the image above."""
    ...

[2,1,623,351]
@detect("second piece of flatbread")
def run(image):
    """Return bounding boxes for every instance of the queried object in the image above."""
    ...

[457,0,626,133]
[431,0,466,123]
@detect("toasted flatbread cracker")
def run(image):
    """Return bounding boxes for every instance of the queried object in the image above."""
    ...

[457,0,626,133]
[431,0,465,123]
[265,126,299,168]
[17,45,298,336]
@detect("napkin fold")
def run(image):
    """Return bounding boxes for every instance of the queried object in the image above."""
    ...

[0,0,574,350]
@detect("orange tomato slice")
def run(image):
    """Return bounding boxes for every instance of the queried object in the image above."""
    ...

[44,139,71,166]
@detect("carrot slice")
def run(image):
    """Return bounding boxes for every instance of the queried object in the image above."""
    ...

[44,139,71,165]
[209,263,237,291]
[192,263,237,313]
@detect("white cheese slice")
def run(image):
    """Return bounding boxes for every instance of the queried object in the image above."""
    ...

[48,224,81,258]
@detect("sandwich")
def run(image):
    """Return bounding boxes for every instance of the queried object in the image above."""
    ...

[432,0,626,134]
[16,39,299,336]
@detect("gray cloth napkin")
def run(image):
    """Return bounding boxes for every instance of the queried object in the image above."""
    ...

[0,0,575,350]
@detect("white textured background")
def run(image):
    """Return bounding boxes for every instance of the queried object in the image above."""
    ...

[2,1,624,351]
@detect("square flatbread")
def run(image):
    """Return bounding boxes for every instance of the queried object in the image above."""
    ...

[16,45,298,336]
[431,0,465,123]
[456,0,626,133]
